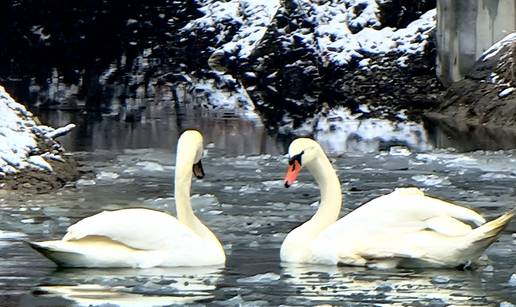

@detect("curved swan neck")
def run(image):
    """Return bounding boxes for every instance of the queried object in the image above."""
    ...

[173,148,211,239]
[306,151,342,227]
[173,144,223,253]
[174,149,195,223]
[281,149,342,262]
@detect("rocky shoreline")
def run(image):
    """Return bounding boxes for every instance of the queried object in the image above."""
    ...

[0,87,79,193]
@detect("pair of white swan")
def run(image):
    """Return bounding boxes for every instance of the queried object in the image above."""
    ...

[30,132,514,269]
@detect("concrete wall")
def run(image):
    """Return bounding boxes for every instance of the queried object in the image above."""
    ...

[437,0,516,85]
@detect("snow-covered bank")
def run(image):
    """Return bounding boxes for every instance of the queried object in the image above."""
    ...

[0,86,79,192]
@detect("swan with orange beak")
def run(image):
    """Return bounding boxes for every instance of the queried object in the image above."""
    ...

[281,137,515,268]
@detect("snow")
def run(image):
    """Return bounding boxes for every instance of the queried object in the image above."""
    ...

[312,4,435,67]
[0,85,73,174]
[286,106,431,153]
[44,124,76,139]
[411,174,450,187]
[481,32,516,62]
[499,87,514,98]
[189,73,261,121]
[187,1,435,68]
[220,0,280,59]
[182,1,438,146]
[237,272,281,283]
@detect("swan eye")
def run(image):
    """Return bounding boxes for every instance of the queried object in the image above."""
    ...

[288,151,303,167]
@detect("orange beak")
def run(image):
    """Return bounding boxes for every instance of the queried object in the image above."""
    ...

[284,160,301,188]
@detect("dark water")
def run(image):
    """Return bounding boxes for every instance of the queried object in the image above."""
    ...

[0,110,515,306]
[37,107,287,155]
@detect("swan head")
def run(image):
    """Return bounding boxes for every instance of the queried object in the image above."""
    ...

[284,138,322,188]
[178,129,205,179]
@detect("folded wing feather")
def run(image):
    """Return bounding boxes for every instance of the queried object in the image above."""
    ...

[63,208,199,251]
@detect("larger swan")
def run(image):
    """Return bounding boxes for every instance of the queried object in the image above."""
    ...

[30,130,225,268]
[281,138,515,268]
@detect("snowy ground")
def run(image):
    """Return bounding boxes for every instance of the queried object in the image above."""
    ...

[0,86,74,176]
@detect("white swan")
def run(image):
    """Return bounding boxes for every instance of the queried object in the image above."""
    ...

[281,138,515,268]
[30,130,225,268]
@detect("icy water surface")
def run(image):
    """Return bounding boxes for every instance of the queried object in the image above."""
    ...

[0,140,516,305]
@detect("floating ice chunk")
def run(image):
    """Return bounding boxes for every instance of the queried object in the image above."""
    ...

[191,194,219,210]
[375,282,393,292]
[237,272,281,283]
[220,295,245,306]
[136,161,165,172]
[500,301,515,307]
[431,275,450,284]
[0,230,26,239]
[482,265,494,272]
[96,171,120,181]
[411,174,450,186]
[261,180,282,188]
[509,273,516,287]
[389,146,411,156]
[76,179,96,186]
[21,218,36,224]
[480,173,516,180]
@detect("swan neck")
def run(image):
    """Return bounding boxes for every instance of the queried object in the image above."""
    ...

[306,152,342,227]
[174,153,195,224]
[281,151,342,262]
[174,148,223,252]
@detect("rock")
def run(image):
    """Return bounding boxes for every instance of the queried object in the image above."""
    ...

[429,34,516,130]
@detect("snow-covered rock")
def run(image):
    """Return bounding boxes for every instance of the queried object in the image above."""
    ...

[188,0,435,69]
[182,0,440,143]
[0,85,78,191]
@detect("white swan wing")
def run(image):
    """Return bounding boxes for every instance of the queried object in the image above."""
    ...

[63,208,199,250]
[316,188,487,264]
[334,187,485,234]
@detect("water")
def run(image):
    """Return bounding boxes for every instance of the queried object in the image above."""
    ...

[0,112,515,306]
[1,2,515,305]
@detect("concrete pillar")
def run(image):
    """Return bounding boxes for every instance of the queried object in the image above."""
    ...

[437,0,516,86]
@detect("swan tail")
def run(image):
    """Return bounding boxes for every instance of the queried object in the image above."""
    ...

[466,208,515,255]
[28,240,81,266]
